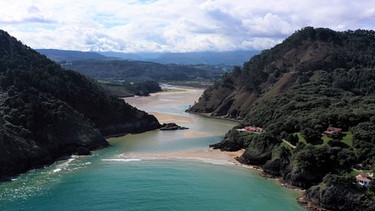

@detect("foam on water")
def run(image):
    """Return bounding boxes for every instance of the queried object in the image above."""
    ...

[51,157,76,174]
[0,155,94,207]
[52,169,61,173]
[102,156,236,167]
[102,158,142,162]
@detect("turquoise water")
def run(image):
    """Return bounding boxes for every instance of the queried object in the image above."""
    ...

[0,88,304,210]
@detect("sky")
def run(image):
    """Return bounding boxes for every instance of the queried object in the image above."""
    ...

[0,0,374,53]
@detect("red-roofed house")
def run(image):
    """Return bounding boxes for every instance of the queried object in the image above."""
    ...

[323,127,342,137]
[356,173,373,188]
[244,126,264,133]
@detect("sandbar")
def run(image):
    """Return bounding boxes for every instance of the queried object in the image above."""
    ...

[119,148,245,166]
[123,88,203,108]
[148,112,193,124]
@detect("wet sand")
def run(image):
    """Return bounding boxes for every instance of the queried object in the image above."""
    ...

[149,112,194,124]
[119,148,245,166]
[124,88,203,108]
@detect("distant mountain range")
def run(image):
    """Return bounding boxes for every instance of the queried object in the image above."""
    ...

[36,49,260,66]
[36,49,107,62]
[36,49,247,83]
[100,50,260,65]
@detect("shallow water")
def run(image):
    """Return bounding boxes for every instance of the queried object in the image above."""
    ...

[0,87,303,210]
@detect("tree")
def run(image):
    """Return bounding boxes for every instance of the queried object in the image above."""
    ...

[286,133,299,145]
[302,127,323,145]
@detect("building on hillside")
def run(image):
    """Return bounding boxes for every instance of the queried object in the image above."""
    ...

[323,127,342,137]
[356,173,373,188]
[237,126,264,133]
[353,163,372,171]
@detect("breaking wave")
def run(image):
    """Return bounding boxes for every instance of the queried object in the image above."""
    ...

[102,158,142,162]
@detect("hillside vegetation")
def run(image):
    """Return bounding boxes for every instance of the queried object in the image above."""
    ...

[100,80,162,97]
[0,30,160,181]
[188,27,375,210]
[36,49,107,62]
[61,59,227,83]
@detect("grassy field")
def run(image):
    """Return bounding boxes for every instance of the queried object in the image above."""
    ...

[296,133,307,144]
[342,132,353,147]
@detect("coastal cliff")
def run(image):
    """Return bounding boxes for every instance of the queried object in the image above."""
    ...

[0,30,160,181]
[303,183,375,210]
[188,27,375,210]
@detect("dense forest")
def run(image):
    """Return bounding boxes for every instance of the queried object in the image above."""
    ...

[100,80,162,97]
[60,59,227,83]
[188,27,375,210]
[0,30,161,181]
[36,49,107,62]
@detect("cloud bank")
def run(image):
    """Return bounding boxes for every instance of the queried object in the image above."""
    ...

[1,0,374,52]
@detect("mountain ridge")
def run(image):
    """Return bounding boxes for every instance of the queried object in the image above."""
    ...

[36,49,107,62]
[36,49,260,66]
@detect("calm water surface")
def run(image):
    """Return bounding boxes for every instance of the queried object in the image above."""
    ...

[0,87,304,210]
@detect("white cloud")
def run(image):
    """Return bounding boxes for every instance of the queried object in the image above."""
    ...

[0,0,374,52]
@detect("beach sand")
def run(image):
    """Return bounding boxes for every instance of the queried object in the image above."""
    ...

[149,112,194,124]
[124,88,203,108]
[119,148,245,166]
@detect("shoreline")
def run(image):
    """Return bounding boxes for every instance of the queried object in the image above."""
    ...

[119,148,245,167]
[185,110,242,123]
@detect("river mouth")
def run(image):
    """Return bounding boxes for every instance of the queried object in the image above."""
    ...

[0,86,304,211]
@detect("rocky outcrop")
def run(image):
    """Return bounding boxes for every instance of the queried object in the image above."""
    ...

[284,170,322,189]
[100,114,160,136]
[304,184,375,211]
[209,129,249,151]
[263,158,291,177]
[210,141,243,151]
[237,148,272,165]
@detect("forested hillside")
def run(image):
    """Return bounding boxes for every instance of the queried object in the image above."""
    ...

[61,60,227,83]
[36,49,107,62]
[188,27,375,210]
[0,30,160,181]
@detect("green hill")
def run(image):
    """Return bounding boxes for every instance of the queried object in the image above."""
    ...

[36,49,108,62]
[0,30,160,181]
[61,59,227,83]
[188,27,375,210]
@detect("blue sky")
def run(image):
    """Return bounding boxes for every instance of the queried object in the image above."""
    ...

[0,0,374,52]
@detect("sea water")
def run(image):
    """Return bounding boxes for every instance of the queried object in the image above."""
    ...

[0,87,304,210]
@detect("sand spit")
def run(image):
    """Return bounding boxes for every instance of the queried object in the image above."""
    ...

[118,148,245,166]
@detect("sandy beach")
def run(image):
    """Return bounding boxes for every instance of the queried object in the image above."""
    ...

[119,148,245,166]
[124,87,203,109]
[149,112,194,124]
